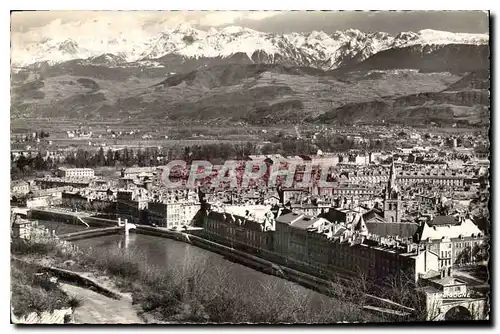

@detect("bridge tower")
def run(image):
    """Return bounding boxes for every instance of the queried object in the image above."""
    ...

[118,217,136,235]
[117,217,136,249]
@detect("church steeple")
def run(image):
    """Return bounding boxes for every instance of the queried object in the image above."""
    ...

[383,160,401,223]
[388,160,397,191]
[385,160,398,200]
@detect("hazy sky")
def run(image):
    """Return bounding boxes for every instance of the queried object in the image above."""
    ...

[11,10,489,47]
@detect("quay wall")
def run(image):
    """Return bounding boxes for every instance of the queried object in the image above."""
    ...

[29,209,80,225]
[134,226,413,316]
[59,227,122,241]
[29,209,119,228]
[18,215,413,316]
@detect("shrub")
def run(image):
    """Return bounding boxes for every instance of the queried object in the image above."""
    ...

[10,261,70,317]
[67,296,83,309]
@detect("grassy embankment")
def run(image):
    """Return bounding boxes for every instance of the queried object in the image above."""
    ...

[11,236,386,323]
[11,240,82,320]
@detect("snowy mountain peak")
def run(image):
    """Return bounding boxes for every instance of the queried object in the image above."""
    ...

[220,26,258,35]
[11,26,489,69]
[58,39,79,54]
[172,22,198,34]
[417,29,489,45]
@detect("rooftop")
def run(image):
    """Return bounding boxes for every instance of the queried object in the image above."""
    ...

[11,180,29,187]
[276,212,303,225]
[430,276,467,287]
[428,215,460,227]
[418,218,484,242]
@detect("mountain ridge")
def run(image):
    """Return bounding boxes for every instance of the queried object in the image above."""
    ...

[12,26,489,70]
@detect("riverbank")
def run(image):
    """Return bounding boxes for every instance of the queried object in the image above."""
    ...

[11,234,145,324]
[28,210,413,318]
[11,230,386,324]
[134,225,415,318]
[10,259,76,323]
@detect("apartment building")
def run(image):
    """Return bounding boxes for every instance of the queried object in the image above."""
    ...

[396,171,465,186]
[116,190,148,224]
[11,180,30,196]
[147,201,200,228]
[58,167,95,178]
[36,177,92,189]
[202,206,276,254]
[272,212,439,283]
[414,216,487,269]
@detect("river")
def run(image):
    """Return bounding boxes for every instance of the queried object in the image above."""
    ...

[37,220,365,315]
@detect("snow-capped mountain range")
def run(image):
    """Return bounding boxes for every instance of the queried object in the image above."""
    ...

[11,23,489,70]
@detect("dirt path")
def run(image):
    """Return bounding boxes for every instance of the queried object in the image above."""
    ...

[60,283,143,324]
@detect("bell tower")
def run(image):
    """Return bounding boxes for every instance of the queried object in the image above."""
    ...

[384,161,401,223]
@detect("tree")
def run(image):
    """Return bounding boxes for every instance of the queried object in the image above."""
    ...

[122,147,130,166]
[33,152,46,170]
[113,150,121,164]
[75,149,87,168]
[472,242,489,263]
[96,147,105,167]
[105,149,114,167]
[16,154,28,170]
[46,156,54,170]
[381,271,429,321]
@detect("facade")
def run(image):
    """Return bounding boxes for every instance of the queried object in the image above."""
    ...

[147,201,200,228]
[36,177,92,189]
[280,188,309,204]
[116,190,147,224]
[122,167,157,179]
[415,216,487,269]
[11,219,31,239]
[203,208,276,254]
[11,180,30,196]
[331,186,379,197]
[58,167,95,178]
[26,196,59,209]
[289,204,327,217]
[61,192,116,213]
[397,172,465,186]
[273,213,332,271]
[418,269,488,321]
[272,212,439,284]
[323,207,359,224]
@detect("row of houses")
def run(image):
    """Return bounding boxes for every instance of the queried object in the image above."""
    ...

[115,189,201,228]
[200,203,487,287]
